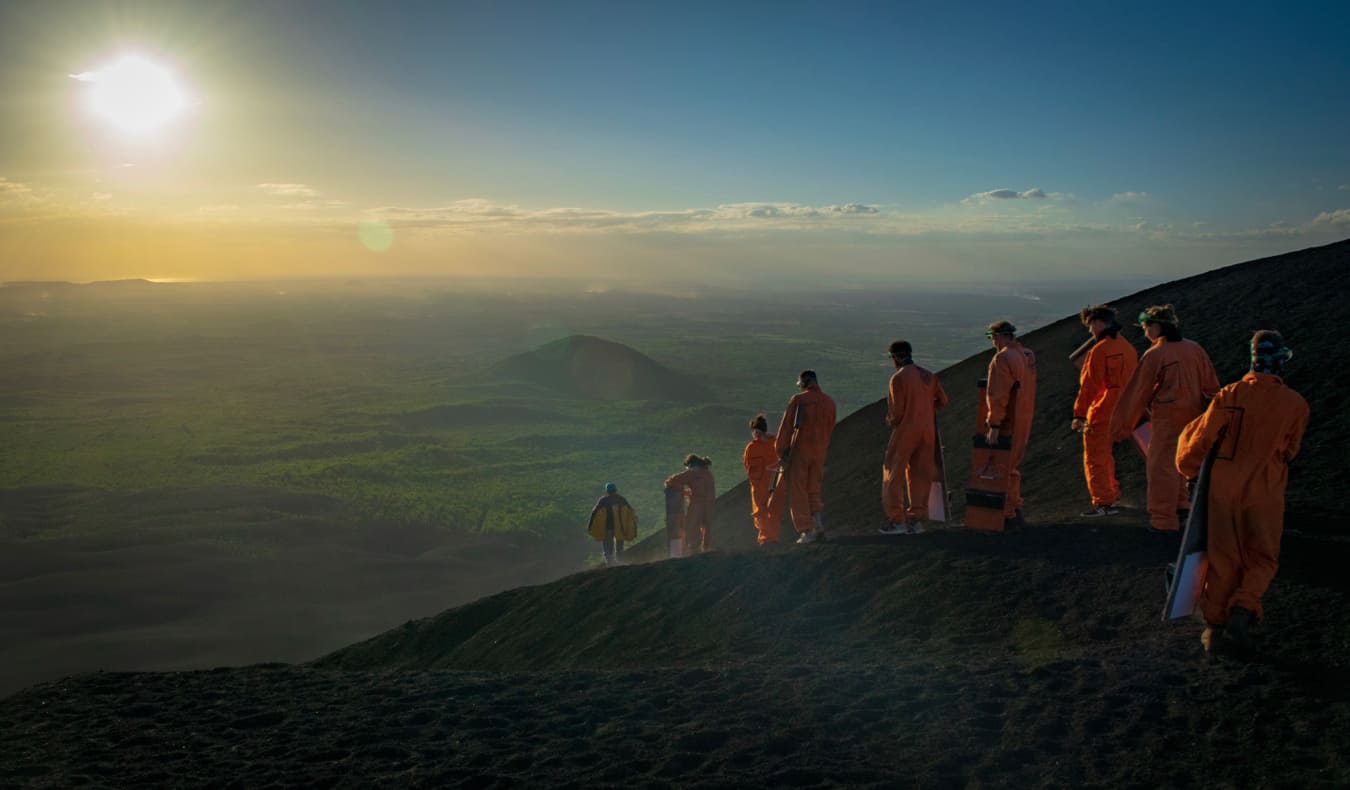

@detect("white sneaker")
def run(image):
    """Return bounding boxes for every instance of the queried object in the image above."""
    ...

[796,530,818,544]
[879,522,909,535]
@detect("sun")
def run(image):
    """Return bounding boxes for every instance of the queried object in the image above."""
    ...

[72,56,188,136]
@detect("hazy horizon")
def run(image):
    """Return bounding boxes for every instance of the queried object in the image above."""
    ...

[2,1,1347,285]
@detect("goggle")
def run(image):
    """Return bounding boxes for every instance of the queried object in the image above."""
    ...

[1137,311,1176,325]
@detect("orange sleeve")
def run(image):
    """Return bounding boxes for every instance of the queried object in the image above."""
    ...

[887,371,905,427]
[1073,343,1103,419]
[1176,391,1230,479]
[742,442,754,475]
[775,396,798,457]
[1111,348,1160,440]
[986,352,1013,428]
[933,376,949,413]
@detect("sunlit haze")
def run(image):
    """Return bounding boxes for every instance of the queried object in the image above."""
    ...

[1,0,1347,285]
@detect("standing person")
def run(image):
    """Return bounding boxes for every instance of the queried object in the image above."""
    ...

[1111,304,1219,532]
[665,454,716,553]
[742,414,782,544]
[1072,305,1139,517]
[984,321,1037,528]
[879,341,949,535]
[587,482,637,568]
[770,370,838,544]
[1176,331,1308,653]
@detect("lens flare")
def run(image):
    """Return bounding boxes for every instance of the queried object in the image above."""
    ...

[359,220,394,252]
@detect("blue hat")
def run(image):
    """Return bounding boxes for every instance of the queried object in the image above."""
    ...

[604,482,617,493]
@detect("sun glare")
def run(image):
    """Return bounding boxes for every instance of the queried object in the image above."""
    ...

[72,56,188,136]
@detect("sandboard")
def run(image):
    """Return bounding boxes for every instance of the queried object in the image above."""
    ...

[1132,417,1152,457]
[1162,443,1218,620]
[927,420,949,522]
[664,486,685,556]
[965,379,1013,531]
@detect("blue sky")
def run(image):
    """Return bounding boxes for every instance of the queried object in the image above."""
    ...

[1,0,1347,283]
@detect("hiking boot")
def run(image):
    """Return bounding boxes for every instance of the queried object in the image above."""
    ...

[796,530,818,545]
[879,522,910,536]
[909,519,927,535]
[1003,512,1027,531]
[1081,504,1120,518]
[1201,624,1225,654]
[1228,606,1254,649]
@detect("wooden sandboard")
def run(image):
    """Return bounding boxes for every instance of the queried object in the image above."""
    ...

[965,379,1013,531]
[927,421,949,522]
[1162,444,1218,620]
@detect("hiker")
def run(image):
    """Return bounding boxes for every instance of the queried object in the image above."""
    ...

[742,414,782,544]
[879,340,949,535]
[769,369,837,544]
[1177,330,1308,654]
[587,482,637,567]
[984,321,1037,529]
[1111,304,1219,532]
[664,454,715,553]
[1071,305,1139,517]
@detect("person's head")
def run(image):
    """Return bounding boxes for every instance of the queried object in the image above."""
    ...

[604,482,618,495]
[796,369,818,390]
[749,413,769,437]
[1079,304,1119,338]
[1137,304,1182,341]
[888,340,912,368]
[1250,330,1293,375]
[683,453,711,468]
[985,320,1017,349]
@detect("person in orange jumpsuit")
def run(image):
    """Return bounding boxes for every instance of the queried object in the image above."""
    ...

[742,414,782,544]
[984,321,1036,528]
[1176,330,1308,654]
[664,454,716,553]
[878,340,949,535]
[1071,305,1139,517]
[769,370,837,544]
[1111,304,1219,532]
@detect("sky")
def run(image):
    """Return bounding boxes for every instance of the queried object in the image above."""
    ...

[1,0,1348,286]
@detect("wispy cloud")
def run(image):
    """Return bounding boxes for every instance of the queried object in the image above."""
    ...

[0,177,33,197]
[1110,191,1150,203]
[257,183,319,197]
[961,187,1057,205]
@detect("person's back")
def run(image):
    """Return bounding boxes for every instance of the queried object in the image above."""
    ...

[665,456,716,552]
[588,483,636,567]
[777,387,837,458]
[888,362,946,438]
[772,370,837,543]
[743,419,781,544]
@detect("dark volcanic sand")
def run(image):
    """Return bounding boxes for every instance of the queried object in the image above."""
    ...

[4,524,1349,789]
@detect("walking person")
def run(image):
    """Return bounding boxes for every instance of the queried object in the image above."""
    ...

[769,370,837,544]
[1111,305,1219,532]
[1072,305,1138,517]
[665,454,716,553]
[1176,330,1308,654]
[587,482,637,567]
[742,414,782,544]
[984,321,1037,528]
[879,340,949,535]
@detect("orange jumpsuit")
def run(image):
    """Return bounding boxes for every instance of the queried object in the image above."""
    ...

[986,341,1036,518]
[883,363,949,522]
[665,466,716,552]
[1112,338,1219,531]
[743,433,780,543]
[770,385,837,534]
[1176,372,1308,624]
[1073,333,1139,506]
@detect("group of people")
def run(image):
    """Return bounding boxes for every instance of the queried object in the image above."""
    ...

[589,304,1309,654]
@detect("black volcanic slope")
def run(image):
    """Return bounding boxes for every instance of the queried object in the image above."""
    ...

[492,334,711,402]
[4,241,1350,788]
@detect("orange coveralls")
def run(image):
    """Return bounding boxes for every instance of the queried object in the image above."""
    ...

[1176,372,1308,624]
[770,385,837,535]
[883,363,949,523]
[665,466,716,552]
[1073,334,1139,506]
[743,433,780,543]
[1112,338,1219,531]
[986,341,1036,518]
